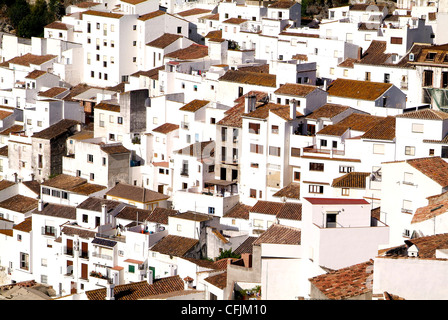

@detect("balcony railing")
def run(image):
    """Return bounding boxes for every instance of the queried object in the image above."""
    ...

[92,252,113,260]
[401,208,413,214]
[64,247,74,256]
[180,170,189,177]
[303,146,345,156]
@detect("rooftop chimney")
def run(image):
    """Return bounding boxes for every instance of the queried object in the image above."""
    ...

[105,282,115,300]
[245,94,257,113]
[101,203,107,225]
[289,99,297,120]
[147,268,153,285]
[183,276,194,290]
[38,198,44,212]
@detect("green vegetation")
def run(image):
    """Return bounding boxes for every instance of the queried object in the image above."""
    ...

[216,249,241,260]
[3,0,65,38]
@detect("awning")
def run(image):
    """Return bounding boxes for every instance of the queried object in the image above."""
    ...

[204,179,237,187]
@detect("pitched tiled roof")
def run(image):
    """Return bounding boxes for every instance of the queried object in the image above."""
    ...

[304,197,369,205]
[130,66,164,80]
[13,217,32,233]
[316,124,349,137]
[251,200,284,215]
[357,40,392,66]
[3,53,57,67]
[95,102,120,112]
[338,58,358,68]
[204,271,227,289]
[61,226,96,239]
[406,157,448,188]
[335,113,385,132]
[45,21,70,30]
[268,0,297,8]
[201,13,219,20]
[85,276,184,300]
[176,8,212,16]
[147,207,178,225]
[0,195,38,213]
[100,143,130,155]
[81,10,123,19]
[234,236,257,255]
[396,108,448,120]
[243,102,301,121]
[42,173,86,190]
[219,70,276,87]
[173,211,213,222]
[0,145,7,157]
[331,172,370,189]
[165,44,209,60]
[0,179,15,191]
[73,1,100,8]
[274,83,319,97]
[179,99,210,112]
[361,116,396,141]
[238,64,270,73]
[223,202,252,220]
[276,202,302,220]
[76,197,122,212]
[0,124,23,136]
[305,103,350,120]
[272,182,300,199]
[25,70,47,79]
[106,183,169,203]
[116,206,152,222]
[412,199,448,224]
[33,203,76,219]
[253,224,301,245]
[309,260,374,300]
[146,33,183,48]
[38,87,69,98]
[138,10,166,21]
[327,78,392,101]
[383,233,448,259]
[205,29,222,40]
[223,18,248,24]
[150,235,199,257]
[31,119,79,140]
[152,123,179,134]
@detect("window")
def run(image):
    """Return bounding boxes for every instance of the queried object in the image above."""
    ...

[423,70,433,87]
[248,122,260,134]
[402,200,412,213]
[384,73,390,83]
[128,265,135,273]
[90,173,95,181]
[87,154,93,163]
[342,188,350,196]
[365,72,371,81]
[83,214,88,223]
[309,185,324,194]
[412,123,424,133]
[20,252,29,270]
[426,52,436,61]
[373,144,385,154]
[405,146,415,156]
[326,213,337,228]
[102,157,106,166]
[390,37,403,44]
[309,162,324,171]
[118,117,123,124]
[208,207,215,214]
[320,139,327,147]
[250,189,257,198]
[177,26,182,33]
[403,172,413,185]
[253,218,263,228]
[269,146,281,157]
[294,171,300,181]
[250,144,263,154]
[429,148,435,156]
[339,165,354,173]
[271,125,279,134]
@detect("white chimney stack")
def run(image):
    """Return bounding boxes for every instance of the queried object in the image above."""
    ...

[101,204,107,225]
[38,199,44,211]
[289,99,297,120]
[147,268,153,285]
[105,282,115,300]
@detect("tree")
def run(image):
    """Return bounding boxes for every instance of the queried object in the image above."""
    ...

[216,249,240,260]
[7,0,30,30]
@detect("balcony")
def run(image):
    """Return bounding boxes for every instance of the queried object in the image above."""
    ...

[401,208,413,214]
[91,252,113,260]
[42,226,56,237]
[64,247,74,256]
[181,121,189,130]
[180,169,189,177]
[302,146,345,156]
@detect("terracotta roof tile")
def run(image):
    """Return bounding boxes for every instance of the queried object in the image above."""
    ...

[150,235,199,257]
[274,83,319,97]
[81,10,123,19]
[0,195,38,213]
[4,53,57,67]
[272,182,300,199]
[0,180,15,191]
[86,276,184,300]
[61,225,96,238]
[176,8,211,16]
[223,18,248,24]
[407,157,448,188]
[396,108,448,120]
[106,183,169,203]
[276,202,302,220]
[147,207,178,224]
[76,197,122,212]
[316,124,349,136]
[13,217,32,233]
[268,0,297,8]
[201,13,219,20]
[116,206,152,222]
[205,29,222,39]
[179,99,210,112]
[38,87,69,98]
[146,33,183,48]
[327,78,392,101]
[33,203,76,219]
[243,102,301,121]
[204,271,227,289]
[331,172,370,189]
[152,122,179,134]
[175,141,214,158]
[335,113,385,132]
[95,102,120,112]
[357,40,392,66]
[306,103,350,120]
[45,21,70,30]
[383,233,448,259]
[219,70,276,87]
[138,10,165,21]
[361,116,396,141]
[234,236,257,255]
[25,70,47,79]
[223,202,252,220]
[412,199,448,224]
[130,66,164,79]
[309,260,374,299]
[41,173,87,190]
[253,224,301,245]
[31,119,79,140]
[165,44,208,60]
[100,143,130,155]
[251,200,284,215]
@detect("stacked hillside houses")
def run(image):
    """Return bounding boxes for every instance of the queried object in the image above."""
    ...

[0,0,448,300]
